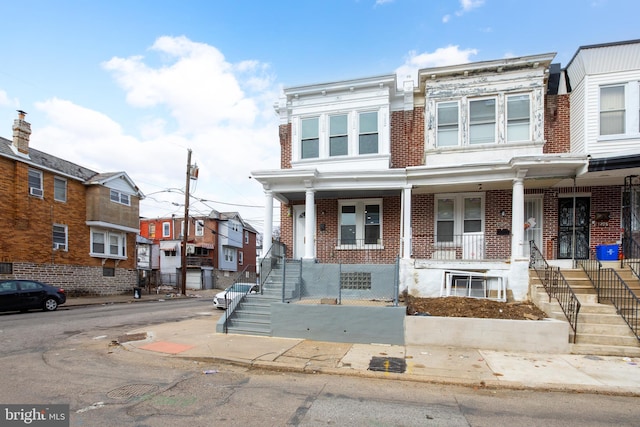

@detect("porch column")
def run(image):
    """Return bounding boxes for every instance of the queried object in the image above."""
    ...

[402,186,412,259]
[304,187,316,259]
[263,190,273,255]
[511,170,527,260]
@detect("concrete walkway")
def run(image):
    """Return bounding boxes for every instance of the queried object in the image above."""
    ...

[65,290,640,395]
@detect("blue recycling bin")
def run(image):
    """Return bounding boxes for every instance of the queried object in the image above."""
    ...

[596,244,618,261]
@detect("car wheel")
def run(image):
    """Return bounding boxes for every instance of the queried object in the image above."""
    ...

[43,298,58,311]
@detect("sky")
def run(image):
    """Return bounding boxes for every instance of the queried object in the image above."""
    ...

[1,0,638,234]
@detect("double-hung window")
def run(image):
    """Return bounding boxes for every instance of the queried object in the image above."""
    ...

[54,177,67,202]
[338,199,382,247]
[195,220,204,236]
[358,111,378,154]
[329,114,348,156]
[91,228,126,258]
[600,85,626,136]
[162,222,170,237]
[110,189,130,206]
[435,194,484,243]
[469,98,496,144]
[301,117,319,159]
[28,169,43,197]
[52,224,67,251]
[436,102,459,147]
[507,94,531,142]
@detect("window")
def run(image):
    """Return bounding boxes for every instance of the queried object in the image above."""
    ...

[600,85,625,135]
[329,114,348,156]
[103,267,115,277]
[507,94,531,142]
[301,117,319,159]
[54,177,67,202]
[162,222,170,237]
[437,102,459,147]
[224,247,235,262]
[359,111,378,154]
[52,224,67,251]
[91,229,126,258]
[28,169,43,197]
[469,98,496,144]
[338,199,382,247]
[149,223,156,238]
[195,220,204,236]
[238,251,244,265]
[244,230,249,244]
[435,194,484,243]
[110,189,130,206]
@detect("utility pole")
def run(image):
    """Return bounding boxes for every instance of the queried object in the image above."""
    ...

[181,148,192,296]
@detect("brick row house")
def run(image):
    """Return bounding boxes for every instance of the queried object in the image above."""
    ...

[0,112,144,295]
[139,211,257,290]
[252,39,640,302]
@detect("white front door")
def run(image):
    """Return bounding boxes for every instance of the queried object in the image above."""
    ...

[524,196,543,257]
[294,205,306,259]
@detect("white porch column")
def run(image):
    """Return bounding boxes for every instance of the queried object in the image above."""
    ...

[304,187,316,259]
[402,186,412,259]
[263,190,273,255]
[511,170,527,260]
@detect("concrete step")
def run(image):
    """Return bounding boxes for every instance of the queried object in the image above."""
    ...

[574,333,639,347]
[577,322,637,335]
[570,343,640,357]
[224,325,271,337]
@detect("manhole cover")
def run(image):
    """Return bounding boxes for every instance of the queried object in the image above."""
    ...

[368,356,406,373]
[117,332,147,343]
[107,384,159,400]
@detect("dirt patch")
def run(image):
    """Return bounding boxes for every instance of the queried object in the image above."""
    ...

[403,294,547,320]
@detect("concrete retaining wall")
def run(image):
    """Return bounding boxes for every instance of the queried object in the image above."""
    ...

[405,315,570,353]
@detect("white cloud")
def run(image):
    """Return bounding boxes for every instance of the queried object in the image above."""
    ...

[458,0,484,14]
[395,45,478,86]
[28,36,281,231]
[442,14,451,23]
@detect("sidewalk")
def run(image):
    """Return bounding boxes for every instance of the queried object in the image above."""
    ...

[67,290,640,396]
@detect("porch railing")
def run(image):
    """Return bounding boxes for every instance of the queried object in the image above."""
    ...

[222,263,261,333]
[578,251,640,341]
[412,233,511,261]
[259,240,286,289]
[529,241,581,342]
[622,235,640,279]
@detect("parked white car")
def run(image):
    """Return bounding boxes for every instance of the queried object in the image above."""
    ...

[213,283,258,309]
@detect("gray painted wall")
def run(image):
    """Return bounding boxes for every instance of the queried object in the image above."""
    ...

[271,302,405,345]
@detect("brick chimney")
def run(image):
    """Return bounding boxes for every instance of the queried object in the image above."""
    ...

[12,110,31,154]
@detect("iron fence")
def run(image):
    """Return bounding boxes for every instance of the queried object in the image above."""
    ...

[530,241,581,342]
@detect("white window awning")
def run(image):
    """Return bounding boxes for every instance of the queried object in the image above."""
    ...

[160,242,177,251]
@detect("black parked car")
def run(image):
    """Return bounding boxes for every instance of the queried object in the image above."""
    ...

[0,280,66,312]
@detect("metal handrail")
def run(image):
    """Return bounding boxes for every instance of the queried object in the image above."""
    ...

[222,264,259,333]
[529,241,581,342]
[259,240,286,290]
[578,252,640,341]
[622,235,640,279]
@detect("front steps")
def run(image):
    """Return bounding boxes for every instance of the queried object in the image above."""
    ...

[224,260,301,336]
[530,267,640,356]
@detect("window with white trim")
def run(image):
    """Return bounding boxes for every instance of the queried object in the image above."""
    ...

[507,94,531,142]
[28,169,43,197]
[91,228,126,258]
[436,102,459,147]
[338,199,382,247]
[52,224,67,251]
[434,93,532,147]
[244,231,249,244]
[149,223,156,238]
[110,189,130,206]
[162,222,170,237]
[195,220,204,236]
[469,98,496,145]
[301,117,319,159]
[54,177,67,202]
[329,114,348,156]
[435,194,484,243]
[600,85,626,136]
[358,111,378,154]
[224,247,235,262]
[238,251,244,265]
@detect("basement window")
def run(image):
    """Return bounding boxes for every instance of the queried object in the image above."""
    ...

[340,272,372,290]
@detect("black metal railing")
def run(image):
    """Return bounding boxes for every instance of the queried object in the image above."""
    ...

[259,240,286,290]
[530,241,581,342]
[578,252,640,341]
[222,264,260,333]
[622,235,640,279]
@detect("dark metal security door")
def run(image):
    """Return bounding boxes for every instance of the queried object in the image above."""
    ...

[558,197,590,259]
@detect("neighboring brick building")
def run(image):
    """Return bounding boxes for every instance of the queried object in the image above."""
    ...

[139,211,257,289]
[0,111,144,296]
[252,40,640,302]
